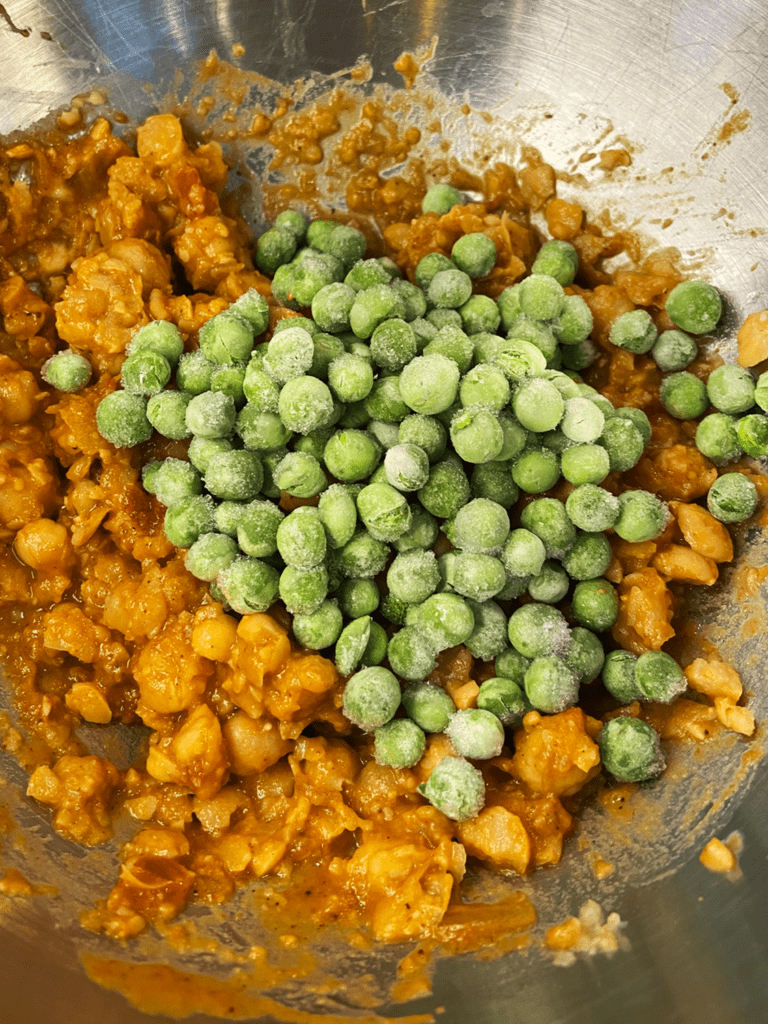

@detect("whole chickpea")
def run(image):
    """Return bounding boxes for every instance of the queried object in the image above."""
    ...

[14,518,75,572]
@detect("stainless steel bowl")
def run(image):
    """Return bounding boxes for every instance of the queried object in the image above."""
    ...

[2,1,768,1022]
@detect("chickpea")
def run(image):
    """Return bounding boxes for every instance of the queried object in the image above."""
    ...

[222,711,292,776]
[191,613,238,662]
[14,518,74,572]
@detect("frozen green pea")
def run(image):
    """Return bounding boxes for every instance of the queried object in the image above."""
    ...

[210,363,247,407]
[163,495,216,548]
[471,332,507,364]
[327,353,374,403]
[459,293,501,336]
[614,489,668,542]
[411,317,438,351]
[736,413,768,457]
[531,239,578,286]
[338,530,389,578]
[236,405,292,451]
[381,592,409,625]
[273,451,327,497]
[571,579,618,631]
[121,350,171,396]
[453,498,509,554]
[422,182,462,215]
[282,565,331,610]
[610,406,652,448]
[528,559,570,604]
[389,278,428,322]
[349,284,406,339]
[459,364,510,412]
[337,577,380,618]
[277,375,334,435]
[309,332,347,381]
[447,708,505,759]
[599,417,645,473]
[310,282,356,334]
[229,290,269,336]
[495,649,531,687]
[306,218,337,249]
[274,210,308,243]
[187,437,233,475]
[186,391,237,439]
[418,457,471,518]
[609,309,657,353]
[476,677,528,727]
[492,339,548,382]
[271,264,299,310]
[343,665,401,730]
[541,429,574,455]
[360,621,388,666]
[755,370,768,411]
[706,364,755,415]
[199,311,254,365]
[561,338,598,371]
[417,756,485,821]
[264,326,315,383]
[315,224,367,270]
[560,443,610,485]
[660,371,708,420]
[363,375,409,423]
[427,310,463,333]
[505,316,558,364]
[335,615,373,675]
[387,550,441,605]
[520,497,576,559]
[345,258,392,292]
[218,556,279,614]
[496,575,530,600]
[392,505,439,553]
[367,419,401,451]
[256,226,297,274]
[237,499,284,557]
[145,390,192,440]
[398,414,448,462]
[695,413,742,463]
[561,397,605,443]
[399,353,460,416]
[374,718,426,769]
[428,268,473,309]
[338,398,371,430]
[242,362,279,411]
[294,427,334,462]
[552,295,593,346]
[651,329,698,371]
[524,656,579,714]
[424,325,474,374]
[176,350,216,395]
[563,627,604,683]
[324,429,381,482]
[707,472,758,523]
[451,233,497,279]
[501,529,547,577]
[317,483,358,549]
[665,280,722,335]
[387,626,438,681]
[356,482,411,542]
[96,390,153,448]
[128,320,184,364]
[276,509,326,567]
[518,273,566,322]
[508,603,571,659]
[543,370,582,401]
[463,599,508,661]
[510,447,560,493]
[599,717,666,782]
[272,316,319,339]
[211,499,247,539]
[293,598,343,650]
[410,592,475,651]
[415,253,455,292]
[450,406,505,463]
[565,484,620,531]
[291,251,345,306]
[205,450,263,501]
[41,349,92,392]
[634,650,686,703]
[513,378,565,433]
[470,462,519,508]
[402,681,455,733]
[562,531,612,581]
[602,649,640,704]
[384,443,430,492]
[150,458,203,506]
[185,532,238,581]
[452,552,506,601]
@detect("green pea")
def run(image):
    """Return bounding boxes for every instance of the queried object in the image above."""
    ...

[96,390,153,448]
[707,472,758,523]
[599,717,665,782]
[665,280,722,335]
[185,532,238,581]
[417,756,485,821]
[464,599,509,661]
[163,495,216,548]
[41,350,92,392]
[342,666,401,730]
[451,233,497,279]
[146,390,192,440]
[421,182,462,215]
[402,681,455,733]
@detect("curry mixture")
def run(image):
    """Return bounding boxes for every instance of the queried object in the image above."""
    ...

[0,104,758,950]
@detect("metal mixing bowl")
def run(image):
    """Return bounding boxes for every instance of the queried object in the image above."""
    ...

[2,1,768,1022]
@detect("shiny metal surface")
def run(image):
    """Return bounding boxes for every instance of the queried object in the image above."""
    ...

[2,1,768,1022]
